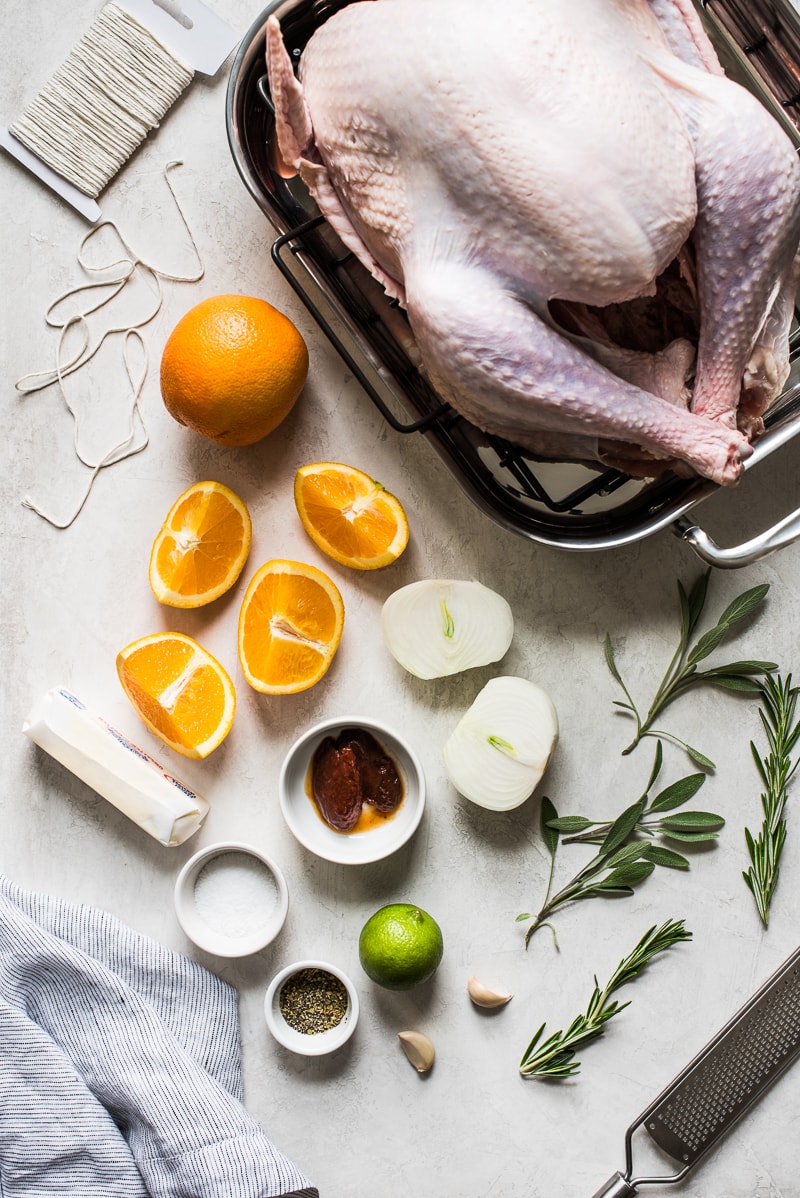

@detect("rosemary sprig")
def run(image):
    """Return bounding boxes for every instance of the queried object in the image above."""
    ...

[517,745,719,945]
[743,673,800,926]
[519,919,692,1078]
[605,570,775,765]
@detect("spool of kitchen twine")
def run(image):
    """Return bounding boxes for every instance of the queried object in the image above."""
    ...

[9,2,194,198]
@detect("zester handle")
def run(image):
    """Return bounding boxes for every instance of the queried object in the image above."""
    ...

[590,1172,637,1197]
[674,505,800,568]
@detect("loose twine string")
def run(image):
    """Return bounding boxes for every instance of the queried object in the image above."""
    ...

[9,2,194,198]
[16,161,204,529]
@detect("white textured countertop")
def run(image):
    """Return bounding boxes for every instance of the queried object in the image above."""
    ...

[2,3,800,1196]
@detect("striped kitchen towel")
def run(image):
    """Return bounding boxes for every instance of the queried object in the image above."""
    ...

[0,874,318,1198]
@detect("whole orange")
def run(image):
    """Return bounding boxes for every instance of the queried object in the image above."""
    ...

[160,294,309,447]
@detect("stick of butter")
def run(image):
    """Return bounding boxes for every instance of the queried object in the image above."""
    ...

[23,687,210,846]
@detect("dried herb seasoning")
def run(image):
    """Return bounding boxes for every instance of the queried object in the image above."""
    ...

[279,968,349,1035]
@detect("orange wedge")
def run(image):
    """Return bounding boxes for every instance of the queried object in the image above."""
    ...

[238,559,345,694]
[294,461,409,569]
[116,632,236,758]
[149,481,252,608]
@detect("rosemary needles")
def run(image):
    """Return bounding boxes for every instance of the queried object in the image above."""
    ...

[520,919,692,1078]
[743,673,800,926]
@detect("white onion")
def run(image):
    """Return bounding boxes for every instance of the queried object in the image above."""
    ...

[443,676,558,810]
[380,579,514,679]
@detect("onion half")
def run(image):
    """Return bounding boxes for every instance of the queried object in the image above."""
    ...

[381,579,514,679]
[443,676,558,810]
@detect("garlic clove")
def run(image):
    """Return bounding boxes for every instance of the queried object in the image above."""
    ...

[398,1029,435,1073]
[467,976,513,1008]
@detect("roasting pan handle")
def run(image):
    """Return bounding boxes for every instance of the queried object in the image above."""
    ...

[674,505,800,568]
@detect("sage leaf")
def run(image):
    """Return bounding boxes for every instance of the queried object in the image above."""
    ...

[541,796,560,857]
[547,816,593,833]
[659,829,721,843]
[649,773,705,812]
[716,584,770,628]
[704,676,766,693]
[597,860,655,889]
[600,799,646,855]
[704,660,778,675]
[605,842,652,870]
[686,572,710,637]
[659,811,725,831]
[645,740,664,792]
[604,633,623,683]
[646,846,690,869]
[678,580,691,646]
[687,622,730,666]
[686,745,716,769]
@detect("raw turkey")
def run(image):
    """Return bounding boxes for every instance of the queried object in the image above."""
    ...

[267,0,800,485]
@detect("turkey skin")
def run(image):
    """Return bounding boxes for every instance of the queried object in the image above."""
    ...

[267,0,800,485]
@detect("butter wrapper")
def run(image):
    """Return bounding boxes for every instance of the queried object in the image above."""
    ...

[23,687,209,846]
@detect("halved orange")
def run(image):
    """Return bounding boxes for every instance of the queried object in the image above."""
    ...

[149,481,252,608]
[294,462,409,569]
[116,632,236,758]
[238,559,345,694]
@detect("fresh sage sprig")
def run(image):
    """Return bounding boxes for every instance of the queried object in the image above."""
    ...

[523,795,562,949]
[605,570,775,766]
[519,919,692,1079]
[743,673,800,926]
[517,746,719,945]
[551,740,723,856]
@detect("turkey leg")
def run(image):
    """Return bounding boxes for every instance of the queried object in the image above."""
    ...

[405,260,751,485]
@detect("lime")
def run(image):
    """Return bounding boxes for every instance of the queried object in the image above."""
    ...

[358,902,444,990]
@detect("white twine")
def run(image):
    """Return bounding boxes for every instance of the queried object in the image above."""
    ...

[20,323,152,529]
[17,161,204,529]
[9,2,194,198]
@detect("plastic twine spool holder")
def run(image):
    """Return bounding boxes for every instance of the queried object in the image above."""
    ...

[1,0,240,222]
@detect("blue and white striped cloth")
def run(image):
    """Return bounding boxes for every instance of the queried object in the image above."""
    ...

[0,874,318,1197]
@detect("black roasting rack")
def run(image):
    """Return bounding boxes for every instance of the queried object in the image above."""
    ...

[225,0,800,561]
[703,0,800,136]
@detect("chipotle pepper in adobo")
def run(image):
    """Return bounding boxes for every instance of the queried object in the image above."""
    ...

[347,728,403,813]
[311,727,403,832]
[312,736,363,831]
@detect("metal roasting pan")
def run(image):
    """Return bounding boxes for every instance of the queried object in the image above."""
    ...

[225,0,800,566]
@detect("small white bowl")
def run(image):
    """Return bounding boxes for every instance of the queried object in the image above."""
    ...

[174,840,289,957]
[264,959,359,1055]
[278,716,426,865]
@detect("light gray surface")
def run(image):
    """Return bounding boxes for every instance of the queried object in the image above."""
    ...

[2,3,800,1196]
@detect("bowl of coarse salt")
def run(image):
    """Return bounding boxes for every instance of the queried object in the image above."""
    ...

[174,841,289,957]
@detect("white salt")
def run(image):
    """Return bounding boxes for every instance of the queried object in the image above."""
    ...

[193,851,280,939]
